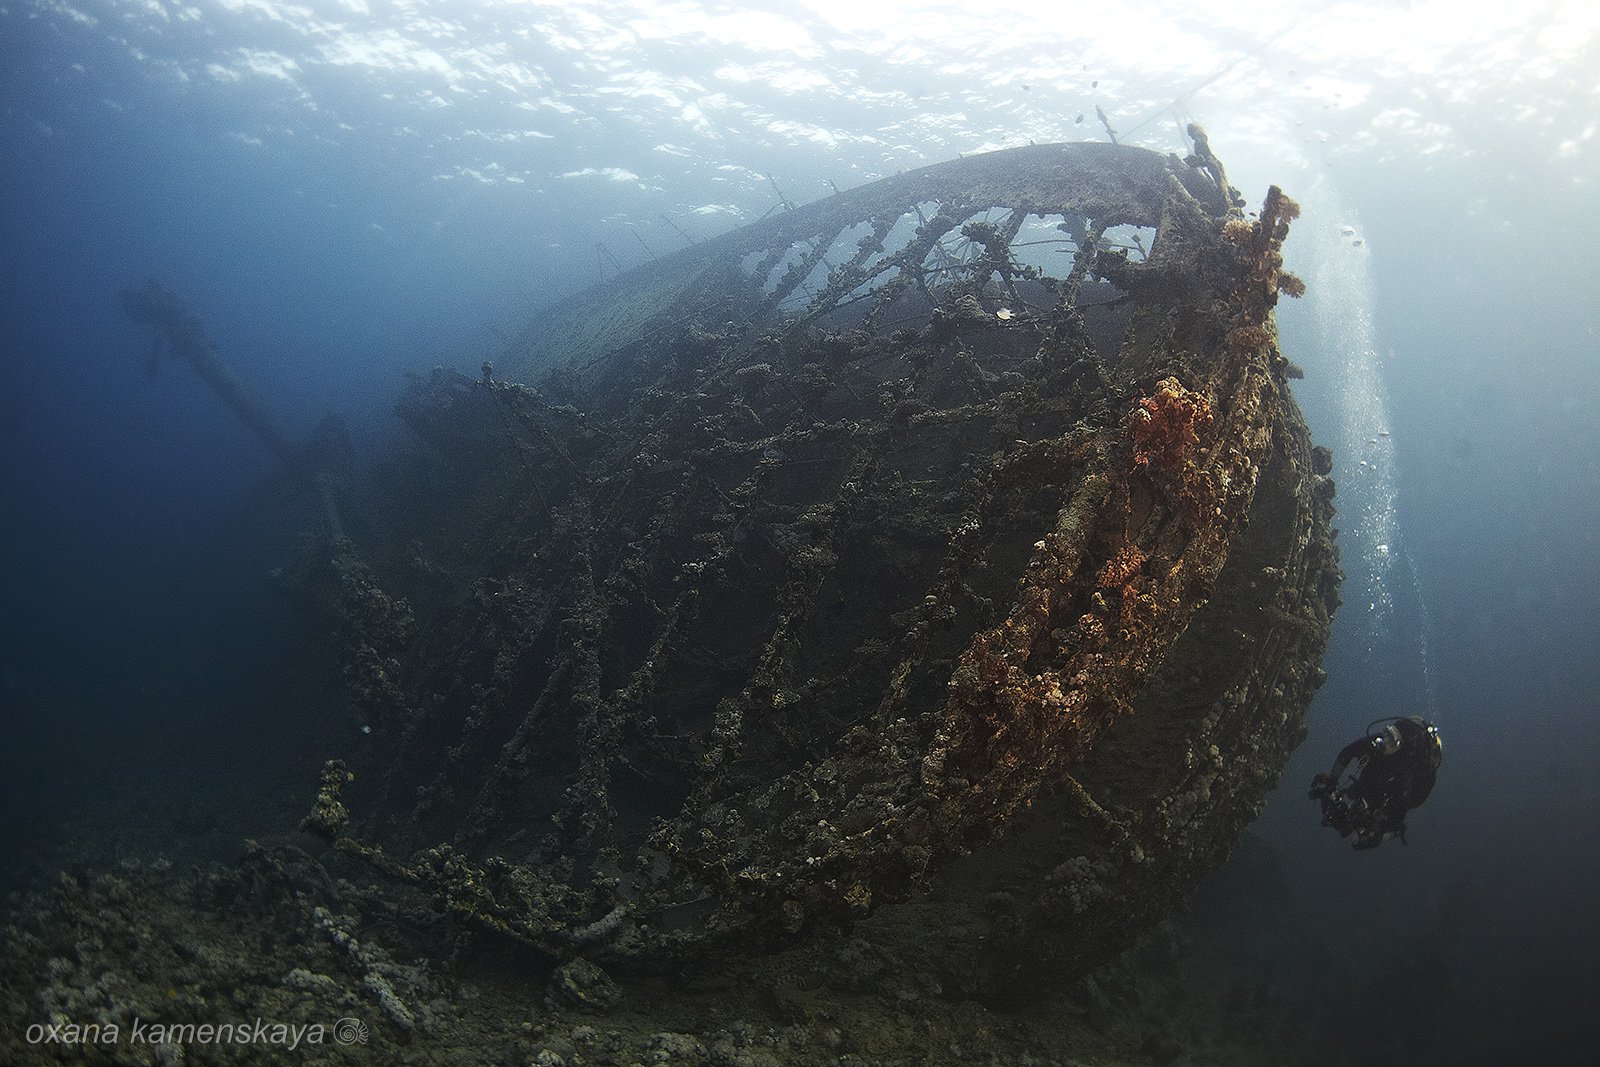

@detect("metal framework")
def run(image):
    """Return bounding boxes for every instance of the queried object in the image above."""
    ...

[298,134,1340,994]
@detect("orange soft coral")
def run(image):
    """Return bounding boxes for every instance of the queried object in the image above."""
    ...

[1128,377,1213,473]
[1097,544,1146,591]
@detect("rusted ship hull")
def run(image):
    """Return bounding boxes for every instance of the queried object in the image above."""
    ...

[304,137,1340,987]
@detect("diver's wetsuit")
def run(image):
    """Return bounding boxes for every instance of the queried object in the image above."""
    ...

[1320,717,1441,849]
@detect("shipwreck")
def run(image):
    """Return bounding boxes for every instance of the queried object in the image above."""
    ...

[255,131,1343,997]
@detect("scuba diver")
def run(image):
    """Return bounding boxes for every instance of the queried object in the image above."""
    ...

[1309,716,1442,850]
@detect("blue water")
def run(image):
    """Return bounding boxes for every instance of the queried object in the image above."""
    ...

[3,2,1598,1062]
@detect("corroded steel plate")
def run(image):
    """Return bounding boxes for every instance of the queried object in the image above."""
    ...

[303,136,1339,992]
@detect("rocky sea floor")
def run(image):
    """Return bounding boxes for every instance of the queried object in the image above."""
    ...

[0,772,1353,1067]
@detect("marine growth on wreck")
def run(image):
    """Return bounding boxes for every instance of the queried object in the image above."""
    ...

[286,134,1341,997]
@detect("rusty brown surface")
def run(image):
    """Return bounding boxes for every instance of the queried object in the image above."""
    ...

[304,136,1339,986]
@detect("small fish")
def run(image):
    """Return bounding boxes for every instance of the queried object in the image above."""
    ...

[1378,430,1390,437]
[1075,113,1084,124]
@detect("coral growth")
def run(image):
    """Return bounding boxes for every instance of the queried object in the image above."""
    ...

[1226,324,1273,353]
[1097,544,1147,592]
[1220,185,1305,337]
[274,141,1337,991]
[302,758,355,840]
[1128,377,1213,474]
[1220,218,1255,244]
[1126,377,1225,524]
